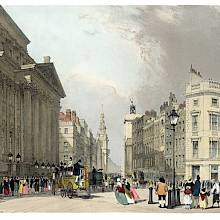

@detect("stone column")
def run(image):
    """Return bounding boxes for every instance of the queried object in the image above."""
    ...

[1,78,7,162]
[15,85,23,174]
[42,100,47,162]
[47,102,51,162]
[14,85,18,158]
[45,100,49,162]
[39,98,46,162]
[0,76,3,161]
[11,85,16,160]
[50,108,54,163]
[32,92,39,162]
[55,105,60,164]
[23,84,32,163]
[20,88,24,163]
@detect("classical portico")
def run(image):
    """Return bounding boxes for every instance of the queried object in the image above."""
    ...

[0,6,66,176]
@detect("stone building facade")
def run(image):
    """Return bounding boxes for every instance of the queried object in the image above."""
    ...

[124,101,141,177]
[132,114,147,179]
[130,94,185,182]
[0,6,65,176]
[185,66,220,180]
[164,93,186,181]
[59,109,98,171]
[142,112,156,180]
[126,66,220,182]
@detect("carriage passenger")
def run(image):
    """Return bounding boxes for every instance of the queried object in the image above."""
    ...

[73,159,84,186]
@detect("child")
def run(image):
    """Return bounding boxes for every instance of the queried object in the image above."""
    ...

[200,188,209,210]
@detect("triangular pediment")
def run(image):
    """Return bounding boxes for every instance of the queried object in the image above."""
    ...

[36,63,66,98]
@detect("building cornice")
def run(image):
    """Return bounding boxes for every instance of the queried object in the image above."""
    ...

[0,6,30,46]
[186,91,220,98]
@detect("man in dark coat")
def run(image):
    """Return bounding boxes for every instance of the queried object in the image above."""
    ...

[73,160,84,184]
[192,175,201,208]
[92,166,97,186]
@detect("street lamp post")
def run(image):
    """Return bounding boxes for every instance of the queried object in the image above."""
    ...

[168,109,179,208]
[41,162,45,176]
[34,161,39,176]
[51,163,56,195]
[8,152,13,177]
[16,153,21,177]
[34,161,39,169]
[46,162,50,177]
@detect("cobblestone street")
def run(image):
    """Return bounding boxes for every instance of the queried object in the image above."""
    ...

[0,189,220,213]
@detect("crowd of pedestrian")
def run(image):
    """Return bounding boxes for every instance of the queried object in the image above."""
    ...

[0,176,52,197]
[182,175,220,210]
[128,175,220,210]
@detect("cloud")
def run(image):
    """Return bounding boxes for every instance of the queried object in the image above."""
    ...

[67,73,124,98]
[154,6,182,24]
[78,6,166,93]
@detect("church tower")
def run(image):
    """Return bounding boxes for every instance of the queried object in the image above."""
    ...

[97,106,109,173]
[124,99,141,177]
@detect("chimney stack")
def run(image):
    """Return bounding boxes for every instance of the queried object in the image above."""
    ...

[65,109,71,121]
[72,111,77,122]
[43,56,51,63]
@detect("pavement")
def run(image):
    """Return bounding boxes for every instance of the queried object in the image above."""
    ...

[0,189,220,213]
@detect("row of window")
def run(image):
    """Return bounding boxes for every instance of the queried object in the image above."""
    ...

[192,165,218,180]
[193,97,219,107]
[165,155,185,169]
[132,158,155,169]
[192,140,220,159]
[192,113,220,131]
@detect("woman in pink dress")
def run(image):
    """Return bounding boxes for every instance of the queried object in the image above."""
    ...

[130,187,140,201]
[22,179,29,195]
[125,179,140,202]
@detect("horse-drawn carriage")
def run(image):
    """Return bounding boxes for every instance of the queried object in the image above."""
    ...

[57,165,90,198]
[56,166,104,198]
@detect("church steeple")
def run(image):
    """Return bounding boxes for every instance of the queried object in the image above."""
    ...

[97,104,109,173]
[98,104,107,135]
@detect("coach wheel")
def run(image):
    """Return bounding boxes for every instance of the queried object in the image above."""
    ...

[67,182,73,199]
[61,188,66,198]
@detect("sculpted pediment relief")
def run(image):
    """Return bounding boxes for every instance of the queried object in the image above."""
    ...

[36,63,66,98]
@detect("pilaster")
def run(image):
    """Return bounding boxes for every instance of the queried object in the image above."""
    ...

[23,83,32,162]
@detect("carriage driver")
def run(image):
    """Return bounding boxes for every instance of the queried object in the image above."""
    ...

[67,157,73,175]
[73,159,84,186]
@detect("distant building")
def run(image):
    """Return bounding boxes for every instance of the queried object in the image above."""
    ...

[137,109,165,181]
[130,94,185,182]
[59,109,97,170]
[124,100,141,177]
[164,93,186,181]
[132,114,146,180]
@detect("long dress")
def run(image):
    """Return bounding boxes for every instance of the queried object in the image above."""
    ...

[200,192,208,209]
[0,182,3,194]
[130,187,140,201]
[23,183,29,194]
[14,181,19,195]
[115,191,128,205]
[124,187,135,204]
[3,180,9,196]
[184,181,193,208]
[19,180,23,195]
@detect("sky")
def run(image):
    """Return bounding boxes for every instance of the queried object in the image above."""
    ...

[4,5,220,166]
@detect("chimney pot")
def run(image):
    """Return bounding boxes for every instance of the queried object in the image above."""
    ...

[43,56,51,63]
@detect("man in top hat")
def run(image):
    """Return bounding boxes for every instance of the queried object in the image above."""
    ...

[73,159,84,186]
